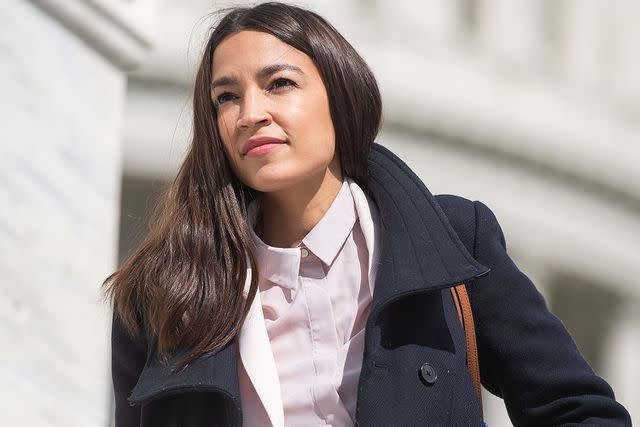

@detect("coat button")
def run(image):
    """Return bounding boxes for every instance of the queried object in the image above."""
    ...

[419,363,437,385]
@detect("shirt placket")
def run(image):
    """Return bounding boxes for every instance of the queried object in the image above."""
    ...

[299,248,352,425]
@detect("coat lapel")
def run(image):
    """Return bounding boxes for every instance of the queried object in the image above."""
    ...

[127,267,284,426]
[127,334,239,408]
[237,268,284,427]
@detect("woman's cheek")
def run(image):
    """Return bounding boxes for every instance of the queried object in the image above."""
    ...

[217,117,233,143]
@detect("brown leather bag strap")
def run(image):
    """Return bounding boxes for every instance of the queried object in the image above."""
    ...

[450,284,483,408]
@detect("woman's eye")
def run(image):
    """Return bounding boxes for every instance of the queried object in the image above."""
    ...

[215,78,296,106]
[269,78,296,91]
[216,92,236,105]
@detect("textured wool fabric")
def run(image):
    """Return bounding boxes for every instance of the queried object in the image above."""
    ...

[239,179,373,426]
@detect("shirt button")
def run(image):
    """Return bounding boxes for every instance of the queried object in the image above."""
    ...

[300,248,309,258]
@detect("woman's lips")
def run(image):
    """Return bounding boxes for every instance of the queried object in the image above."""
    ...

[242,136,287,156]
[245,142,285,157]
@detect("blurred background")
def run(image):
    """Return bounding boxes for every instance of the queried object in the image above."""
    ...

[1,0,639,425]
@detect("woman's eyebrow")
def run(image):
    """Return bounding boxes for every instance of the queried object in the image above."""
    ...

[258,63,304,79]
[211,63,304,89]
[210,75,236,90]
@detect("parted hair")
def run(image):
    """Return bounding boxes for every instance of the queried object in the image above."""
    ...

[103,1,382,371]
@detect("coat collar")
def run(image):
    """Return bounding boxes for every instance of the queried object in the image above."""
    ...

[127,142,490,424]
[365,143,489,314]
[127,337,240,407]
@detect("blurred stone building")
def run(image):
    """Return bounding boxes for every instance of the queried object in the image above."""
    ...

[1,1,638,426]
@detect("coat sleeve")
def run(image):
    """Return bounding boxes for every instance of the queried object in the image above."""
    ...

[436,195,631,426]
[111,310,147,427]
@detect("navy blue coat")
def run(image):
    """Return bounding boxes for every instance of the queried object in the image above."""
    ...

[111,143,631,426]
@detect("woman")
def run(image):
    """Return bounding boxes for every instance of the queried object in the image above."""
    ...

[105,2,632,426]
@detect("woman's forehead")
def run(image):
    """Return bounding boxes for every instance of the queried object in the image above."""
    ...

[211,30,311,76]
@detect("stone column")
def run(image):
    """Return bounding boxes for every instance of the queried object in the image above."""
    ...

[602,0,640,110]
[368,0,467,47]
[476,0,547,68]
[0,1,150,425]
[558,0,606,88]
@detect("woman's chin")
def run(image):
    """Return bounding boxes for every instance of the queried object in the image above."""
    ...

[247,172,320,194]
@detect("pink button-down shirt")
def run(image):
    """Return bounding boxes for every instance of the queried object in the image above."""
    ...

[239,179,374,426]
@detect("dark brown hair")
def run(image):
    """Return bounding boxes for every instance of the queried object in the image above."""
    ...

[103,1,382,370]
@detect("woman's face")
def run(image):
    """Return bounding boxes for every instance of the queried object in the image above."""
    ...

[211,30,340,193]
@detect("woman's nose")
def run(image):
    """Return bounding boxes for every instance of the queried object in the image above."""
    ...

[236,91,272,130]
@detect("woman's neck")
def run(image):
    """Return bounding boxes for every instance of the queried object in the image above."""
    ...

[255,168,343,248]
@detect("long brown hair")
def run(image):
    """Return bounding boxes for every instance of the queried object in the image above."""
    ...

[103,2,382,371]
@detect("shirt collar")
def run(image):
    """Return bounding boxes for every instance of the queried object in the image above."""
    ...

[246,179,357,290]
[302,179,357,267]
